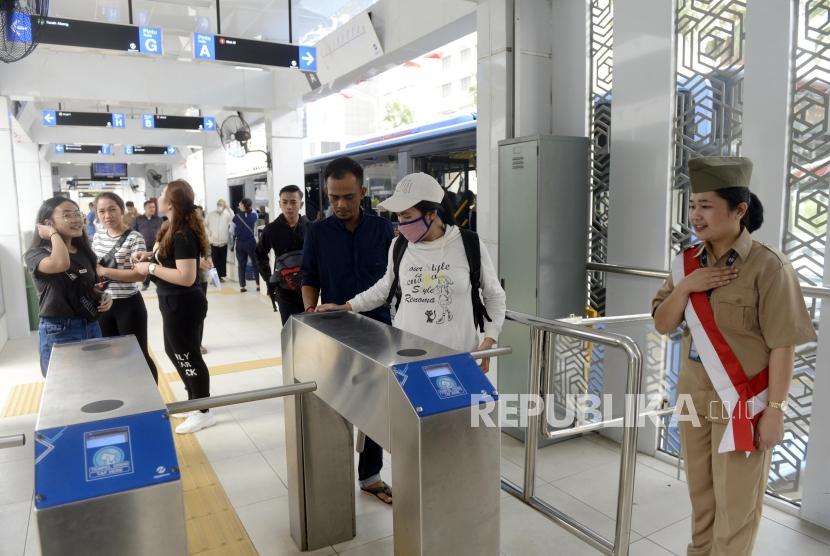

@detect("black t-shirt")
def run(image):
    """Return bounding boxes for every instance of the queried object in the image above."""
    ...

[154,230,202,296]
[25,245,98,318]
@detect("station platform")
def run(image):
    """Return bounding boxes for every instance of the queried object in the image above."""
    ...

[1,286,828,556]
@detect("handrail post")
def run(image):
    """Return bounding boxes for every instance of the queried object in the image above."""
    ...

[523,326,544,501]
[612,339,644,556]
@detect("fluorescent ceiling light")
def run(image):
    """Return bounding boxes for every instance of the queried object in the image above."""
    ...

[234,65,264,72]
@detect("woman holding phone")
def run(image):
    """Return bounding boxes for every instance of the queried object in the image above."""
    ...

[132,180,214,434]
[92,192,158,381]
[25,197,113,375]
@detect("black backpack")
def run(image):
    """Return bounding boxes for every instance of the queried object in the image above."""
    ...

[385,228,492,332]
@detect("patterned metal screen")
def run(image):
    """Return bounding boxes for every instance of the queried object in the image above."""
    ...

[588,0,614,316]
[771,0,829,505]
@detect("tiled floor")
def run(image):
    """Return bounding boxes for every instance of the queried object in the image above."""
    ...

[1,285,829,555]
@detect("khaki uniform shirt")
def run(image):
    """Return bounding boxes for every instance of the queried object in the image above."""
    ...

[651,229,816,422]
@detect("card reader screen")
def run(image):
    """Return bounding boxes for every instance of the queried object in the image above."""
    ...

[425,364,453,378]
[85,429,128,449]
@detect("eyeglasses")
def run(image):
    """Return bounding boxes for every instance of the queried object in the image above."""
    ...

[56,211,84,221]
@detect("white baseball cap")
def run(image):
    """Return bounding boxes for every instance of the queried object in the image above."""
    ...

[378,173,445,213]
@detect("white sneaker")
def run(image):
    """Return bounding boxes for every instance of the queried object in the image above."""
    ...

[170,411,193,419]
[175,411,217,434]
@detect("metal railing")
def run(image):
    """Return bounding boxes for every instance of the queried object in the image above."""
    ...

[0,433,25,450]
[166,382,318,414]
[587,261,830,299]
[500,310,647,556]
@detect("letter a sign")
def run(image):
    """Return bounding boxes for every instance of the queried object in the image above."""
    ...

[194,33,216,60]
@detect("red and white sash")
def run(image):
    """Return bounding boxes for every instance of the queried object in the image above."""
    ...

[672,247,768,453]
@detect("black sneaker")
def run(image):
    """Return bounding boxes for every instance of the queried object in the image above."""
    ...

[240,287,247,293]
[256,286,260,292]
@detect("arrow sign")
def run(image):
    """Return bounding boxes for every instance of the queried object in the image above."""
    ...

[42,110,57,127]
[54,144,65,153]
[299,46,317,72]
[165,146,177,155]
[203,117,216,131]
[8,13,33,44]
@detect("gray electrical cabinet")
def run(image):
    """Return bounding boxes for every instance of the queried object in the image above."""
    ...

[497,135,589,443]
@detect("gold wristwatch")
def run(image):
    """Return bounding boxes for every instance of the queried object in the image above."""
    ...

[767,400,788,412]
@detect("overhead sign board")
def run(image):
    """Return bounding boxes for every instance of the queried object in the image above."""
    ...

[54,144,113,155]
[42,110,127,128]
[124,145,177,155]
[314,12,381,82]
[192,32,316,72]
[141,114,216,131]
[12,15,162,55]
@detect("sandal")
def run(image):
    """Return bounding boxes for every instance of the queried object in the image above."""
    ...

[361,481,393,505]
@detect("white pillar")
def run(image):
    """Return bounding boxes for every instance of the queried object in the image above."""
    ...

[266,108,304,218]
[13,140,46,246]
[551,0,589,137]
[602,0,676,452]
[476,0,514,265]
[202,147,226,208]
[802,222,830,528]
[742,1,795,248]
[0,96,31,342]
[513,0,552,137]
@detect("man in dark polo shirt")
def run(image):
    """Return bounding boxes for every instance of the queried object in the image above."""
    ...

[301,156,395,504]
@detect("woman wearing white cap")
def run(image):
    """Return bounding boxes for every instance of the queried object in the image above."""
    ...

[317,173,506,371]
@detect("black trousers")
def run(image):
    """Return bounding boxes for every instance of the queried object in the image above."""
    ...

[158,290,210,403]
[99,293,158,382]
[211,244,228,278]
[275,289,304,325]
[358,436,384,483]
[199,282,208,343]
[235,239,259,288]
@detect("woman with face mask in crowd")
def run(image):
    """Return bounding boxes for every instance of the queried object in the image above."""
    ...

[132,180,214,434]
[92,192,159,382]
[317,173,506,372]
[25,197,113,375]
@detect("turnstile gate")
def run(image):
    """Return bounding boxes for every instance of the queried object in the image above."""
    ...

[283,312,501,555]
[34,336,186,556]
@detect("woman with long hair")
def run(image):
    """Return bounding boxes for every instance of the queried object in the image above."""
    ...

[652,157,815,555]
[132,180,214,434]
[25,197,113,375]
[92,192,159,381]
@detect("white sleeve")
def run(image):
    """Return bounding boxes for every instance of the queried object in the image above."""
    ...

[479,239,506,341]
[349,243,397,314]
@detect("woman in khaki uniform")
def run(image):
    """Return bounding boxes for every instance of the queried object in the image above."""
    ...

[652,156,815,556]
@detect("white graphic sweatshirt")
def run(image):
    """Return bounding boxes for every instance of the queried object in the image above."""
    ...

[349,226,506,352]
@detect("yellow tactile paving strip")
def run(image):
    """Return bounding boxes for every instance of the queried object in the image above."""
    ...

[2,381,44,417]
[1,353,258,555]
[165,356,282,381]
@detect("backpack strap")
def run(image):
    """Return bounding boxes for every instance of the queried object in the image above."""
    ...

[385,235,409,310]
[459,228,492,333]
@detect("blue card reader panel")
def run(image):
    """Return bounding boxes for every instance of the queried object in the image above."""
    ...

[392,353,498,418]
[35,409,179,509]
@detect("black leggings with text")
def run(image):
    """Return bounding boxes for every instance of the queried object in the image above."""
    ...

[99,293,158,382]
[158,290,210,404]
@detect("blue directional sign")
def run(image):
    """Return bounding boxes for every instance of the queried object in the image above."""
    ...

[54,144,65,154]
[42,110,57,127]
[124,145,134,155]
[202,117,216,132]
[142,114,155,129]
[111,113,126,128]
[100,144,113,155]
[298,46,317,72]
[7,12,33,44]
[194,33,215,60]
[165,146,177,155]
[139,26,162,55]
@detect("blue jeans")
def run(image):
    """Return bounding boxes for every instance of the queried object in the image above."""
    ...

[38,317,102,376]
